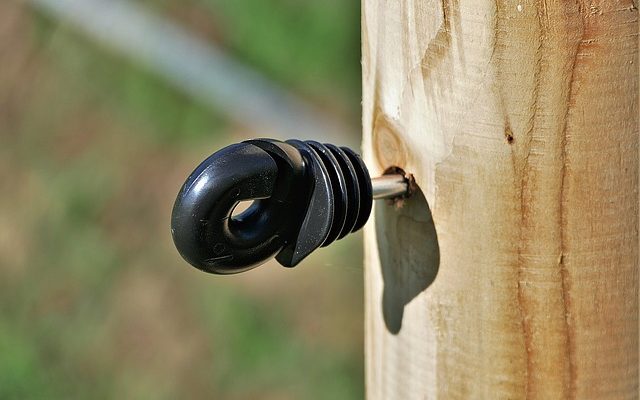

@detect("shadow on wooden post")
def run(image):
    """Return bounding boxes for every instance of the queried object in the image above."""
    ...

[375,186,439,334]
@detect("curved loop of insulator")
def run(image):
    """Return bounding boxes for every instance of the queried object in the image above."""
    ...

[171,139,373,275]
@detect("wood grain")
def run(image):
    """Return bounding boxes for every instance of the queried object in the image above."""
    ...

[362,1,638,398]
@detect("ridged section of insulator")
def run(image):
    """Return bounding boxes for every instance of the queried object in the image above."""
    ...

[303,140,372,248]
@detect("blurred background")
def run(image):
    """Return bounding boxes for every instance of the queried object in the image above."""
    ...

[0,0,364,398]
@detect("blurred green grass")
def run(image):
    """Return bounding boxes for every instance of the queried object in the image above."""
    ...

[0,1,363,399]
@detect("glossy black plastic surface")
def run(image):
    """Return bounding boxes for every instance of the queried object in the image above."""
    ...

[171,138,373,274]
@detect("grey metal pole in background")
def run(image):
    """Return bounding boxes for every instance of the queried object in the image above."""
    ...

[28,0,358,148]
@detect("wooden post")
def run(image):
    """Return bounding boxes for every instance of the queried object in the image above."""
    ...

[362,1,638,399]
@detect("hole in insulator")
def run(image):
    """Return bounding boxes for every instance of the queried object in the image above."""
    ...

[231,200,255,219]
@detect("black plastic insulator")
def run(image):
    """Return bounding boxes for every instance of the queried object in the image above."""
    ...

[171,138,372,275]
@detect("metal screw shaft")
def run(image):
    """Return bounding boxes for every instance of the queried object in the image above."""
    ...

[371,174,409,200]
